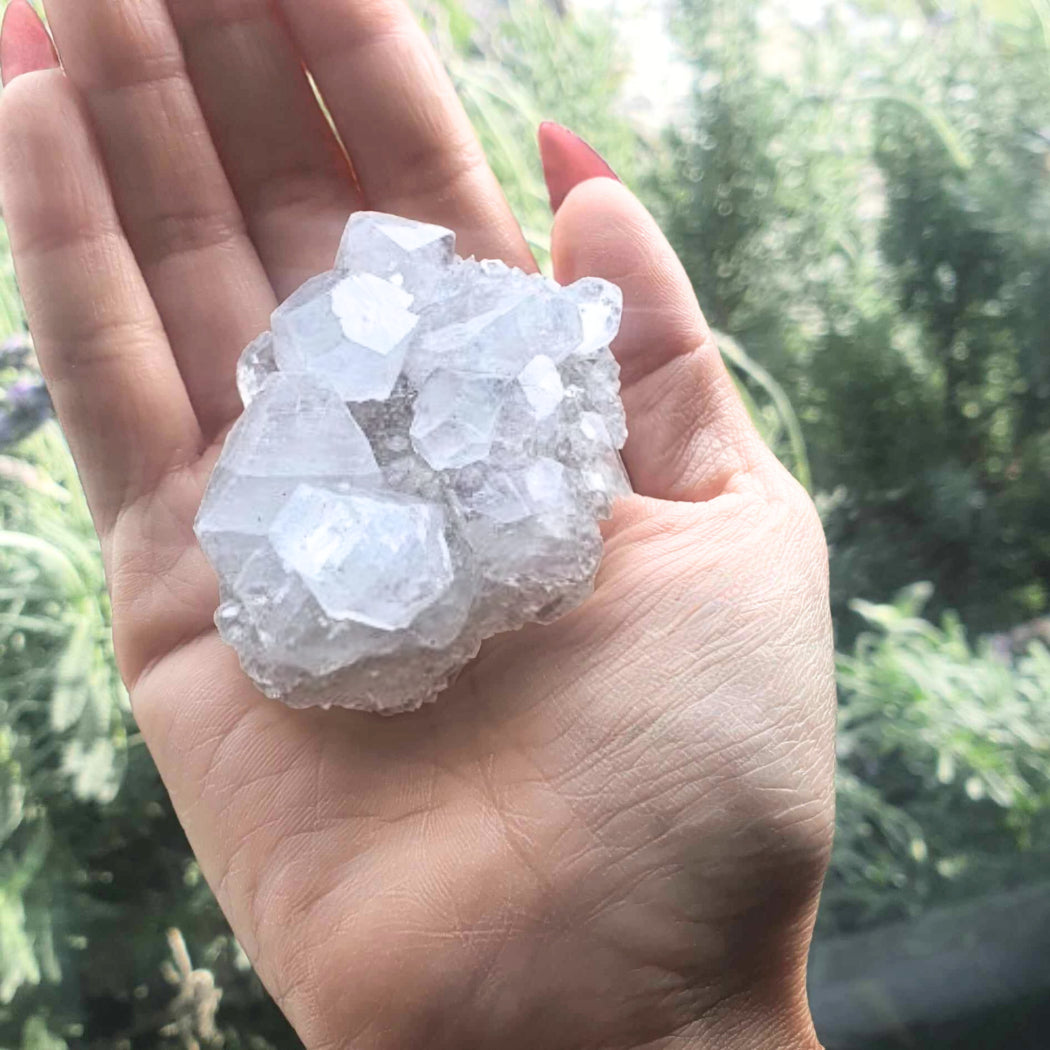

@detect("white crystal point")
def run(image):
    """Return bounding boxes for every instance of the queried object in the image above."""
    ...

[409,286,582,384]
[237,331,276,407]
[337,211,455,294]
[271,271,419,402]
[567,277,624,356]
[218,372,380,480]
[196,212,629,713]
[195,373,380,578]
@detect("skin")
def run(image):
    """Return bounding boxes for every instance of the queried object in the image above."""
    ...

[0,1,835,1047]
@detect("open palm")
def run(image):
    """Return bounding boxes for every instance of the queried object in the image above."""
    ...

[0,1,835,1047]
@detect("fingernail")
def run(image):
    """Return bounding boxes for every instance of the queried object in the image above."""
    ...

[1,0,59,88]
[538,121,621,213]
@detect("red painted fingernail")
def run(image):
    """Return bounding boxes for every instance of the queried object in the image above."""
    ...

[1,0,59,88]
[538,121,621,213]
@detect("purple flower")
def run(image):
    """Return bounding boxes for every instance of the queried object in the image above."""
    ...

[0,379,52,449]
[0,334,33,369]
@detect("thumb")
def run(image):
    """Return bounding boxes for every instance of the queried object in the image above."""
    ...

[541,125,769,503]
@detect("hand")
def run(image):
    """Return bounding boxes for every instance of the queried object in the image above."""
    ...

[0,2,835,1048]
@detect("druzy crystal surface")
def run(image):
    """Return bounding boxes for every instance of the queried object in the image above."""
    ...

[195,212,629,713]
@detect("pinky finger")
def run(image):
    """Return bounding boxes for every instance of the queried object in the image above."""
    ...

[0,1,59,86]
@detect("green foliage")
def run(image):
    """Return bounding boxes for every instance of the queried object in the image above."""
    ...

[663,0,1050,638]
[663,0,1050,940]
[0,418,126,1001]
[824,584,1050,934]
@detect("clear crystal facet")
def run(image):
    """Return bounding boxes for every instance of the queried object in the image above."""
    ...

[195,212,630,713]
[237,331,277,407]
[269,486,453,631]
[336,212,455,296]
[517,355,565,420]
[409,371,506,470]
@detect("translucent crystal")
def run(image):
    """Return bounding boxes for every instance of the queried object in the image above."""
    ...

[567,276,624,356]
[196,373,380,579]
[271,272,418,402]
[269,487,453,630]
[517,355,565,420]
[195,212,630,713]
[409,371,506,470]
[237,331,276,407]
[336,212,455,297]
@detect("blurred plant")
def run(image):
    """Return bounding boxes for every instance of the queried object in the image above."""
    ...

[0,414,128,1000]
[664,0,1050,639]
[822,583,1050,934]
[0,372,51,451]
[159,930,223,1050]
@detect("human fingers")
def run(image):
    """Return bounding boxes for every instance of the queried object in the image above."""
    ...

[42,0,278,437]
[274,0,533,267]
[0,68,202,535]
[163,0,361,298]
[545,137,775,502]
[538,120,620,212]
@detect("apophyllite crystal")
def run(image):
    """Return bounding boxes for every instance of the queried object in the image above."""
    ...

[195,212,630,713]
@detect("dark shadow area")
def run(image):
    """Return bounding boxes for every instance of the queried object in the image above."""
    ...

[811,883,1050,1049]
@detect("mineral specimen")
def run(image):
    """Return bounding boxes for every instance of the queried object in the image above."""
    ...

[195,212,630,713]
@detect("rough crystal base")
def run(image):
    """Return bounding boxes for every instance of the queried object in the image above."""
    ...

[195,212,630,713]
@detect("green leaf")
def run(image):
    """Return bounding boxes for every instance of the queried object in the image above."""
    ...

[20,1016,67,1050]
[936,751,957,785]
[60,738,121,804]
[0,890,40,1004]
[858,88,975,170]
[436,0,475,51]
[0,758,25,846]
[49,619,93,733]
[26,909,60,986]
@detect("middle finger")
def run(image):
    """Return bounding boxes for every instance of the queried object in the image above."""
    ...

[164,0,362,298]
[275,0,535,268]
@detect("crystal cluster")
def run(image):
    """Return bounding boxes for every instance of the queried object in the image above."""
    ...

[195,212,629,713]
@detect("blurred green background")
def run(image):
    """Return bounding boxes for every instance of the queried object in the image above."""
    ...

[1,0,1049,1047]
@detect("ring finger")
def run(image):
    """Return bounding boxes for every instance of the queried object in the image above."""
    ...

[42,0,278,437]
